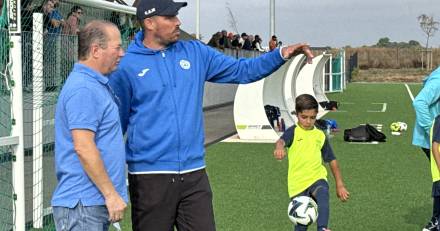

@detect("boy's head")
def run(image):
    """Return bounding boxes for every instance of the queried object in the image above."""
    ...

[295,94,318,130]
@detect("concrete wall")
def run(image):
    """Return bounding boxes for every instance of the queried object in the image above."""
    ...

[203,82,238,108]
[202,48,262,109]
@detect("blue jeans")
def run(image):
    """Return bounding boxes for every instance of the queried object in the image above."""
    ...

[53,202,110,231]
[293,179,330,231]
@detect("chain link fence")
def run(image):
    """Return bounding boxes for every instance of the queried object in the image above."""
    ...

[19,1,138,230]
[0,2,14,229]
[0,144,15,231]
[0,28,11,138]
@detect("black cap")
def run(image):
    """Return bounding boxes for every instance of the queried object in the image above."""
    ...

[136,0,187,20]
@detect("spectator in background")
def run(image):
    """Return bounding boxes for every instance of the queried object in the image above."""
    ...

[41,0,58,91]
[39,0,55,34]
[44,0,64,90]
[239,32,245,46]
[249,34,254,45]
[227,32,234,42]
[64,6,83,35]
[42,0,54,14]
[47,0,65,35]
[219,29,232,49]
[269,35,278,51]
[62,5,83,83]
[253,35,265,52]
[109,12,136,41]
[207,31,221,48]
[241,33,252,50]
[231,34,241,49]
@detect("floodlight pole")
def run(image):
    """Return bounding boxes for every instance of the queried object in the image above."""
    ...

[270,0,275,37]
[196,0,200,40]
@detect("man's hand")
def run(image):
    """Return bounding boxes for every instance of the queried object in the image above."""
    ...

[105,191,127,222]
[281,43,314,64]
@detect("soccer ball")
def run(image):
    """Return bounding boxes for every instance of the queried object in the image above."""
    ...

[390,122,401,132]
[398,122,407,131]
[288,196,318,226]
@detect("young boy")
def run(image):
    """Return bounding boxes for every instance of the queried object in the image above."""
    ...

[424,114,440,231]
[273,94,350,231]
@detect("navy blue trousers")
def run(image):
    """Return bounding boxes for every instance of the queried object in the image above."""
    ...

[292,179,329,231]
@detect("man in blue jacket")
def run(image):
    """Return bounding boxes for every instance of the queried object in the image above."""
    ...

[413,66,440,161]
[109,0,314,230]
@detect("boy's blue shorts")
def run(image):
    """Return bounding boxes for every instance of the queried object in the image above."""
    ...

[432,180,440,197]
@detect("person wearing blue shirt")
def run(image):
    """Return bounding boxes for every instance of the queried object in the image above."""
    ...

[413,66,440,161]
[46,0,65,35]
[109,0,314,230]
[51,20,126,231]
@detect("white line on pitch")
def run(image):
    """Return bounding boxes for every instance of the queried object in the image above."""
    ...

[405,84,414,102]
[367,103,387,112]
[349,141,379,145]
[360,124,383,130]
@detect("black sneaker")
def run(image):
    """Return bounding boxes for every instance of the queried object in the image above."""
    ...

[423,217,439,231]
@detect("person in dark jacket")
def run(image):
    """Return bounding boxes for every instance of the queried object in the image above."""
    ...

[109,0,314,230]
[207,31,221,48]
[241,32,252,50]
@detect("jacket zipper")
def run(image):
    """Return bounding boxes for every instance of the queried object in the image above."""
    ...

[161,50,182,172]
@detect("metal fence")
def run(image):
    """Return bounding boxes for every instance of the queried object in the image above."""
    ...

[0,12,14,231]
[0,145,14,231]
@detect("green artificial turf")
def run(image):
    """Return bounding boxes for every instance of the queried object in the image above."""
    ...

[205,83,432,231]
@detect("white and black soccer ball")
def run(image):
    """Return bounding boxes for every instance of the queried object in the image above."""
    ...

[287,196,318,226]
[398,122,407,131]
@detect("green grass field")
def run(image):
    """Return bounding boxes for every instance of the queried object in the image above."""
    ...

[116,83,432,231]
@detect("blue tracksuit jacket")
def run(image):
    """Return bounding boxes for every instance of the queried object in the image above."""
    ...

[109,31,286,173]
[413,66,440,149]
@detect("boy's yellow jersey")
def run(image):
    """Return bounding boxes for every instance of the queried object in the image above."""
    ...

[283,125,335,197]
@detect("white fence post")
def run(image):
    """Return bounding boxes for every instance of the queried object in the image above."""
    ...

[342,49,345,89]
[7,0,26,230]
[32,12,44,229]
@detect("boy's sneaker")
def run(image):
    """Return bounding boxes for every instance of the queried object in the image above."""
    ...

[423,217,439,231]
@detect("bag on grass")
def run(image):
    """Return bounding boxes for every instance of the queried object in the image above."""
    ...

[365,124,386,142]
[344,124,386,142]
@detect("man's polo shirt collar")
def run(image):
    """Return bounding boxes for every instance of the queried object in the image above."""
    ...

[73,63,109,85]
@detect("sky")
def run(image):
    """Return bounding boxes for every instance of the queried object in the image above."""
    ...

[125,0,440,48]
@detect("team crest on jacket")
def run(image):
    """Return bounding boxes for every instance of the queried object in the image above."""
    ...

[179,60,191,70]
